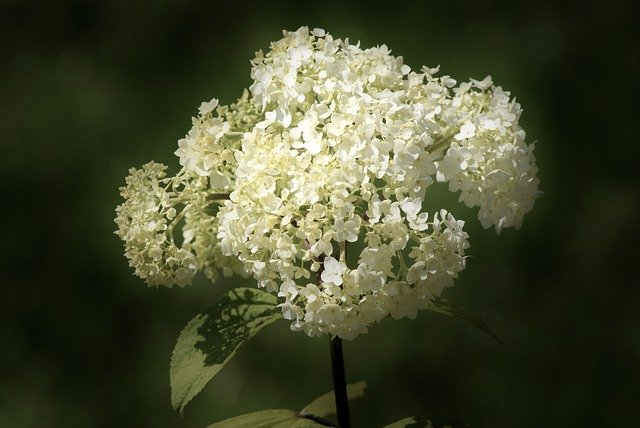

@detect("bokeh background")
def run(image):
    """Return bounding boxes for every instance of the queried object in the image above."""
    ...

[2,1,639,427]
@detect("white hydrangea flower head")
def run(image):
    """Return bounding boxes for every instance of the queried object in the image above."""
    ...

[217,27,526,340]
[116,26,539,340]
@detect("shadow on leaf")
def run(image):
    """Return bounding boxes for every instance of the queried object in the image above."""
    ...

[170,287,282,415]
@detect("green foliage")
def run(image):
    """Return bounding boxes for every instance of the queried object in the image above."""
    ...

[384,416,469,428]
[429,298,501,344]
[205,409,326,428]
[300,381,367,424]
[206,382,367,428]
[170,288,282,415]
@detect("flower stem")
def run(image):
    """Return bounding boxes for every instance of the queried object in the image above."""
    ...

[427,129,458,154]
[330,336,351,428]
[208,193,231,200]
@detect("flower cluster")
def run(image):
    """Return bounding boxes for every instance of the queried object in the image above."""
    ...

[174,90,260,190]
[114,93,258,287]
[115,162,199,287]
[116,27,539,339]
[435,77,540,232]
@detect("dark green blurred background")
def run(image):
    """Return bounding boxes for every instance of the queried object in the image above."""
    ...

[2,1,639,426]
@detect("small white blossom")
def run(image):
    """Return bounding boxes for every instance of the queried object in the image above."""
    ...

[455,121,476,141]
[198,98,219,115]
[320,257,347,286]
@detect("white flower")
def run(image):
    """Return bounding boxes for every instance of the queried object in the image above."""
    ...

[217,27,539,338]
[198,98,219,115]
[320,257,346,286]
[114,162,198,287]
[115,162,247,287]
[436,143,477,181]
[118,26,539,340]
[174,91,261,190]
[455,121,476,140]
[359,245,394,273]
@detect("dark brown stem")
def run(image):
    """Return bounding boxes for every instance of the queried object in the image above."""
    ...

[208,193,231,200]
[330,336,350,428]
[331,241,350,427]
[427,129,458,154]
[316,242,351,428]
[301,413,338,427]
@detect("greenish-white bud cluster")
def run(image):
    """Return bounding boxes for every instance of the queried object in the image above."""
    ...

[114,93,257,287]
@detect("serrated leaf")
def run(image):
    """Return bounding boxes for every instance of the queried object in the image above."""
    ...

[170,287,282,415]
[384,415,469,428]
[300,381,366,422]
[429,298,501,344]
[206,409,327,428]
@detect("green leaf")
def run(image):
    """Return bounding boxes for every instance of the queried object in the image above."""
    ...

[206,409,327,428]
[204,382,368,428]
[300,381,367,422]
[170,287,282,415]
[384,416,470,428]
[428,298,501,344]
